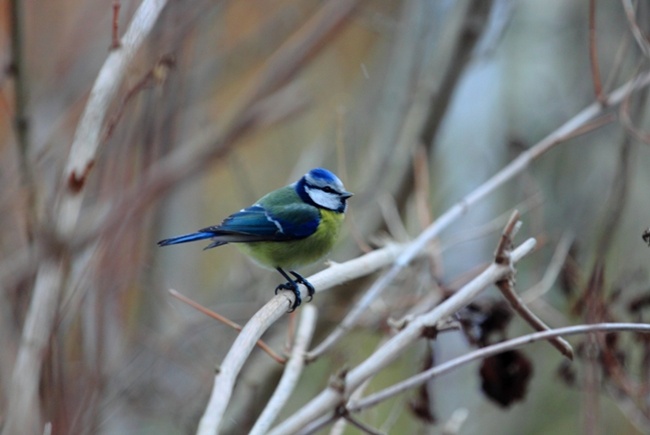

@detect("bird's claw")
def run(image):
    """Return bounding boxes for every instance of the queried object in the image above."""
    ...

[290,271,315,302]
[275,281,301,312]
[274,268,316,312]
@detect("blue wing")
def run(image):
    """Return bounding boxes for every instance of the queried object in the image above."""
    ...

[158,204,320,250]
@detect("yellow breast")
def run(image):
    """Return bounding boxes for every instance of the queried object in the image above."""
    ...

[238,209,345,270]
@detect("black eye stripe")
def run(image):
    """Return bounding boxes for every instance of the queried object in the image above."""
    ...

[308,184,338,194]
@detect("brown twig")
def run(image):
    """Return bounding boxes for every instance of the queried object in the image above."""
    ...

[589,0,607,104]
[494,211,574,360]
[102,55,175,144]
[496,273,574,360]
[169,289,286,364]
[111,1,121,49]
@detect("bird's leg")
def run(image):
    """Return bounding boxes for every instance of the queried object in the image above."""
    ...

[275,267,301,311]
[289,271,315,302]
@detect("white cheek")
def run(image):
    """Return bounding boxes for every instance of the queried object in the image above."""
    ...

[306,188,340,210]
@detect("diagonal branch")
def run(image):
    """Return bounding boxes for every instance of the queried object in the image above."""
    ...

[196,242,404,435]
[348,323,650,413]
[249,305,318,435]
[269,238,537,434]
[493,211,574,360]
[307,69,650,360]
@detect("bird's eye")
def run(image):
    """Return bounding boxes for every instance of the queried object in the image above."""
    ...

[323,186,335,193]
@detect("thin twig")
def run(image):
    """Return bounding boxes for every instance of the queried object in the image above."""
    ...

[169,289,286,364]
[622,0,650,59]
[619,70,650,144]
[348,323,650,413]
[111,1,121,49]
[522,231,574,303]
[496,274,574,360]
[493,211,574,360]
[493,210,521,265]
[9,0,36,244]
[342,413,385,435]
[589,0,606,104]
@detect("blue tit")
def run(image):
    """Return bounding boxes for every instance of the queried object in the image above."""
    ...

[158,168,353,310]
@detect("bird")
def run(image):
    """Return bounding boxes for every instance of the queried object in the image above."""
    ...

[158,168,353,310]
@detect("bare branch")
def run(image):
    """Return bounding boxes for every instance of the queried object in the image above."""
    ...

[250,305,318,435]
[62,0,168,217]
[2,2,169,433]
[493,212,574,360]
[196,242,403,435]
[307,69,650,360]
[269,238,537,434]
[348,323,650,413]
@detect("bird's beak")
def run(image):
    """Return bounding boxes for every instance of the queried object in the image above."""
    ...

[341,191,354,199]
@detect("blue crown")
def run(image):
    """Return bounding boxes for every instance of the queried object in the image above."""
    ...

[307,168,338,184]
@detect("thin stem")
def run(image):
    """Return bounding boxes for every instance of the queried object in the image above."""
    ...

[349,323,650,413]
[589,0,606,104]
[169,289,286,364]
[9,0,36,244]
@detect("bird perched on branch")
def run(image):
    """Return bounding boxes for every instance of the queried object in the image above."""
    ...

[158,168,353,310]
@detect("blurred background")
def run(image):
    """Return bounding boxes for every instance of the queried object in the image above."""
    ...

[1,0,650,433]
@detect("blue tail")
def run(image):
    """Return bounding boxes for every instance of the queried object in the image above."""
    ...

[158,231,214,247]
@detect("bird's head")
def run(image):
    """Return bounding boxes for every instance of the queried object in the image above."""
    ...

[295,168,353,213]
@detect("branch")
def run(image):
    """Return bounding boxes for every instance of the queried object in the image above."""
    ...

[2,2,169,433]
[9,0,36,243]
[493,211,574,360]
[268,238,537,434]
[307,68,650,360]
[348,323,650,413]
[195,242,404,435]
[249,305,318,435]
[196,298,289,435]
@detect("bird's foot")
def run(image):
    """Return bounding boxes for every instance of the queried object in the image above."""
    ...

[274,268,316,311]
[275,280,300,312]
[289,271,315,302]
